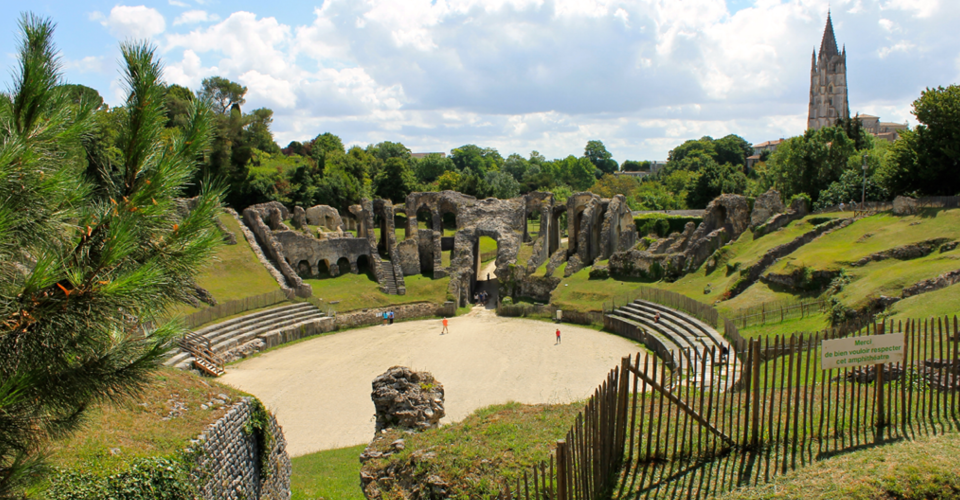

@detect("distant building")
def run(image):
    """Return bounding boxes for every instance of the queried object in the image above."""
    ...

[752,139,784,156]
[854,114,908,142]
[808,12,849,130]
[411,152,446,159]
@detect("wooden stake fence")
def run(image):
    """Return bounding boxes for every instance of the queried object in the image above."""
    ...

[501,315,960,500]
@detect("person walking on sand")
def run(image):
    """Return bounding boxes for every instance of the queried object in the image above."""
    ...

[555,328,561,344]
[382,311,388,326]
[388,310,394,325]
[441,317,449,335]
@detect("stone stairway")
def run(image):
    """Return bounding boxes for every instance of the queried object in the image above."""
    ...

[608,300,739,388]
[380,261,400,295]
[164,302,326,372]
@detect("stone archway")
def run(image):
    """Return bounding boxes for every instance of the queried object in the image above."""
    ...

[337,257,351,276]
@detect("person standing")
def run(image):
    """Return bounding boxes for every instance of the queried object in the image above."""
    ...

[441,317,449,335]
[388,310,394,325]
[555,328,561,344]
[382,311,388,326]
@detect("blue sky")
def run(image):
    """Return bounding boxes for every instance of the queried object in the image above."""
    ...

[2,0,957,162]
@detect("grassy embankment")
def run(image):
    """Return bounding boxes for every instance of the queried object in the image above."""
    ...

[551,209,960,339]
[167,214,282,319]
[290,402,579,500]
[31,368,247,493]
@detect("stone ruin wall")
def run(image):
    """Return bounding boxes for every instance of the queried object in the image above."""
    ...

[237,189,640,306]
[192,397,291,500]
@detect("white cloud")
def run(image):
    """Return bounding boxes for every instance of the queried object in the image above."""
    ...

[882,0,939,18]
[63,56,107,74]
[174,10,220,26]
[878,40,916,58]
[99,5,166,39]
[168,0,189,7]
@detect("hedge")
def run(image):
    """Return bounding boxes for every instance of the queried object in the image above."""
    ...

[633,214,702,238]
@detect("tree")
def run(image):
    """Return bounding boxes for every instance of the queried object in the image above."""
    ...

[415,153,455,183]
[199,76,247,114]
[437,170,460,191]
[878,85,960,196]
[374,157,416,202]
[568,156,597,191]
[589,173,640,199]
[164,83,193,129]
[584,140,618,174]
[482,171,521,199]
[450,144,502,177]
[621,160,650,172]
[713,134,752,167]
[502,153,530,182]
[765,126,855,203]
[0,16,222,496]
[686,162,748,208]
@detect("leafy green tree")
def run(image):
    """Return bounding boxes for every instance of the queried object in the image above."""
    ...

[766,126,855,203]
[621,160,650,172]
[415,153,455,183]
[667,137,716,166]
[584,140,618,174]
[482,171,521,199]
[199,75,247,114]
[589,173,640,199]
[878,85,960,196]
[374,157,416,202]
[502,153,530,181]
[243,108,280,155]
[568,156,597,191]
[686,162,748,207]
[838,114,871,151]
[713,134,752,167]
[61,83,105,110]
[450,144,502,177]
[437,170,460,191]
[0,16,222,496]
[164,84,194,130]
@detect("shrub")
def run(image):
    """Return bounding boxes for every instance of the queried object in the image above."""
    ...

[46,457,195,500]
[633,215,702,238]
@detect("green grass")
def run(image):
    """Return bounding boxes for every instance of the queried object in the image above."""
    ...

[736,313,831,340]
[550,264,642,312]
[767,209,960,276]
[716,432,960,500]
[479,235,498,262]
[305,272,451,313]
[291,444,366,500]
[362,402,580,499]
[835,245,960,310]
[41,368,247,476]
[888,282,960,322]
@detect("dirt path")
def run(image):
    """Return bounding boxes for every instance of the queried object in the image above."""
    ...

[220,315,643,457]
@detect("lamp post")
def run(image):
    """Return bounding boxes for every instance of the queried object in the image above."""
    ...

[861,154,868,209]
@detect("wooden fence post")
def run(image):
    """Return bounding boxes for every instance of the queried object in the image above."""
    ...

[556,440,568,500]
[751,339,761,448]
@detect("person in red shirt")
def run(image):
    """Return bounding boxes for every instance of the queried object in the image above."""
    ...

[555,328,561,344]
[441,317,449,335]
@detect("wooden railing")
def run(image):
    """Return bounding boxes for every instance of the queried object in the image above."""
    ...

[182,289,288,329]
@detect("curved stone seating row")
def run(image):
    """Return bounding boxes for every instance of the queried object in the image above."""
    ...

[165,302,326,370]
[608,300,738,387]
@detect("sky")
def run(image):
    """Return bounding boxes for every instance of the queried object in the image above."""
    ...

[2,0,957,162]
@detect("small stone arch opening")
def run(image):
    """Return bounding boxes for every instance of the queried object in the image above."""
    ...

[357,254,374,279]
[416,205,434,232]
[296,260,312,278]
[317,259,331,278]
[337,257,351,276]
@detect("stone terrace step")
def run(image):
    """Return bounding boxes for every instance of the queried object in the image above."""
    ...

[632,300,728,348]
[164,302,323,368]
[615,306,701,352]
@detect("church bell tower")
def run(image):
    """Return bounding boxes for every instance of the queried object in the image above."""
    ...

[807,12,849,130]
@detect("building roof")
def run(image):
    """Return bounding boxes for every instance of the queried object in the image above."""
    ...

[879,122,908,129]
[754,139,784,148]
[857,114,879,119]
[819,12,840,59]
[746,154,761,160]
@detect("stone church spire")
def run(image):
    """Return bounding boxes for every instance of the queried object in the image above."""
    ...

[808,12,849,130]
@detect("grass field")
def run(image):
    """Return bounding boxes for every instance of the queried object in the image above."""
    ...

[887,282,960,322]
[291,444,366,500]
[305,272,451,313]
[42,368,246,476]
[716,431,960,500]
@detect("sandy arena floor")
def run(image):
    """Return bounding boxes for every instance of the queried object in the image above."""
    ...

[219,307,644,457]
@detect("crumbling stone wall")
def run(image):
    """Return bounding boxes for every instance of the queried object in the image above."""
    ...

[609,194,750,280]
[192,398,291,500]
[242,207,312,298]
[304,204,344,230]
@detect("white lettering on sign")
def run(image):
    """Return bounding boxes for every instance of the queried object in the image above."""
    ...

[821,333,904,370]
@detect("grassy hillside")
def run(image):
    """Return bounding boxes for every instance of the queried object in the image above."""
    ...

[716,431,960,500]
[306,273,451,313]
[41,367,246,476]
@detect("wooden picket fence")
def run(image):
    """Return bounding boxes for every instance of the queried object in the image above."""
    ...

[727,299,829,329]
[501,316,960,500]
[182,289,288,329]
